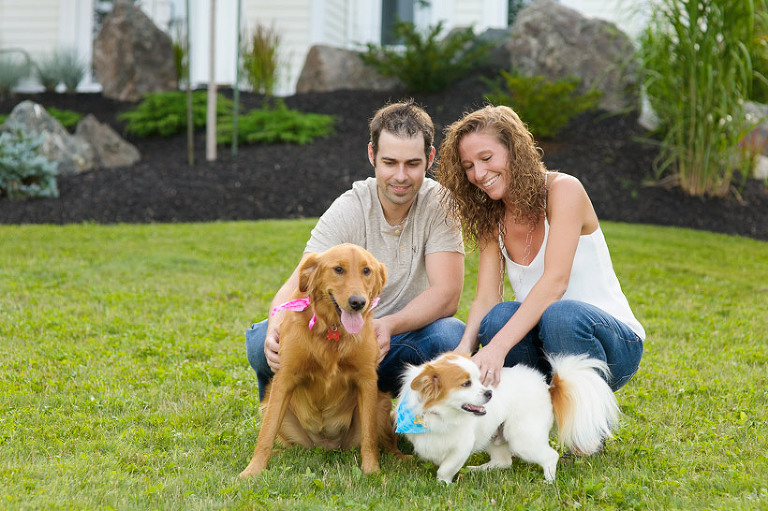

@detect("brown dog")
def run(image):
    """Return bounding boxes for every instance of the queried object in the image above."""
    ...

[240,243,402,477]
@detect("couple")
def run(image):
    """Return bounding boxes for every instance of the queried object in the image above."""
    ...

[246,100,644,406]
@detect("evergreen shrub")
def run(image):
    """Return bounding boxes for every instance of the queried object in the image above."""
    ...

[360,21,491,93]
[119,91,233,137]
[484,72,602,138]
[0,129,59,200]
[217,100,334,145]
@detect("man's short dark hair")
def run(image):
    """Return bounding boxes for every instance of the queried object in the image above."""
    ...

[369,99,434,160]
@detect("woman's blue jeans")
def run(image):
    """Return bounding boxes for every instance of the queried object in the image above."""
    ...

[245,317,464,401]
[479,300,643,391]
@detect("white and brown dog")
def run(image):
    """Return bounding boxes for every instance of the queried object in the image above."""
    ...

[396,352,619,484]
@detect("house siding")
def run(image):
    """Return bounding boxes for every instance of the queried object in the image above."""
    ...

[322,0,349,45]
[242,0,311,95]
[0,0,60,61]
[1,0,649,96]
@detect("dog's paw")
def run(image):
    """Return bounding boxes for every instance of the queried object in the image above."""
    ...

[239,461,267,479]
[361,459,381,474]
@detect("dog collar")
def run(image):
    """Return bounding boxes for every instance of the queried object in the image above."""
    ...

[395,400,429,433]
[271,296,380,333]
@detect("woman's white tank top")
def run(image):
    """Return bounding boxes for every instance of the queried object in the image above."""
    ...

[501,219,646,339]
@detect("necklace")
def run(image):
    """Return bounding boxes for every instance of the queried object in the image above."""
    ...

[521,222,535,266]
[390,212,408,235]
[499,211,536,300]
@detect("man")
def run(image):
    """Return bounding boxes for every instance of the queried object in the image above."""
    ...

[246,100,465,399]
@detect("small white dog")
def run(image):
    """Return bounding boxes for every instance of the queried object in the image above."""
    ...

[396,352,619,484]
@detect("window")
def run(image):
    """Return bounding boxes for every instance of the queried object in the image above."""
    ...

[381,0,415,45]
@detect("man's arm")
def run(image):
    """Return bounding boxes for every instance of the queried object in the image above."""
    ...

[263,253,313,372]
[373,251,464,360]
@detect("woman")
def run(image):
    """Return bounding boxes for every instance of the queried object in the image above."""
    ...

[434,105,644,391]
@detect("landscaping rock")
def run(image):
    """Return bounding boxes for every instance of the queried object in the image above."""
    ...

[1,101,94,175]
[505,0,639,113]
[75,114,141,169]
[296,45,402,94]
[93,0,177,101]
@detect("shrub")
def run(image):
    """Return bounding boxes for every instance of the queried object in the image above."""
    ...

[0,128,59,200]
[639,0,765,197]
[359,21,491,93]
[46,107,83,131]
[217,99,334,145]
[484,72,602,138]
[118,91,233,137]
[241,23,281,96]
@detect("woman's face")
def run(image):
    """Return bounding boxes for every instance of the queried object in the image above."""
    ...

[458,130,509,201]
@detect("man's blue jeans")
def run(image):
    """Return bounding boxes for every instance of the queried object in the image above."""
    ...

[479,300,643,391]
[245,317,464,401]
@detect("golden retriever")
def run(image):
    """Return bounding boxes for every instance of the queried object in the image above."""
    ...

[240,243,402,477]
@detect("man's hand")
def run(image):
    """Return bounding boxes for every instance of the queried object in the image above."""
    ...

[373,318,392,364]
[264,325,281,372]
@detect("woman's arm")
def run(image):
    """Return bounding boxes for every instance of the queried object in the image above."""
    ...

[473,174,595,385]
[455,238,505,354]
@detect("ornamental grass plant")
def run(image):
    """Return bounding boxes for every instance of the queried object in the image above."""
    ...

[1,220,766,509]
[638,0,767,197]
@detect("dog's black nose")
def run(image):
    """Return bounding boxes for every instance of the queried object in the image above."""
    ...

[484,389,493,400]
[348,295,367,311]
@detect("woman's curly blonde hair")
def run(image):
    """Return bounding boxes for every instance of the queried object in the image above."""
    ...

[434,105,548,249]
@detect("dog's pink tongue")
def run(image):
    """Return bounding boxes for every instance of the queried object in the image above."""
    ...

[341,310,364,334]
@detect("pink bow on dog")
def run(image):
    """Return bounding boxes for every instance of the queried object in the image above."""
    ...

[271,296,380,331]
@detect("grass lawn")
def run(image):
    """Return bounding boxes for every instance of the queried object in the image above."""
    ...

[1,219,766,510]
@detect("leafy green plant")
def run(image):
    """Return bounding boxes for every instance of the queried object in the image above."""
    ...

[217,99,334,145]
[46,107,83,131]
[638,0,765,197]
[484,72,602,138]
[241,23,281,96]
[118,90,233,137]
[0,128,59,199]
[360,21,491,93]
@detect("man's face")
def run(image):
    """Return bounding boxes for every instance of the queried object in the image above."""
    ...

[368,130,434,211]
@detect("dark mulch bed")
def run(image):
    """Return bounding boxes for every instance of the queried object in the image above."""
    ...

[1,79,767,241]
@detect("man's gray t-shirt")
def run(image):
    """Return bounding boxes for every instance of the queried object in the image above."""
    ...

[305,177,464,318]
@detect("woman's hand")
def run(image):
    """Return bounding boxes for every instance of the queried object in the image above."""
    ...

[471,341,507,387]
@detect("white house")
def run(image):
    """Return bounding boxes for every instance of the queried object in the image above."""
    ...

[0,0,649,95]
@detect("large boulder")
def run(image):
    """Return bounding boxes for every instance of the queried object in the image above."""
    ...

[505,0,639,112]
[75,114,141,169]
[296,45,402,94]
[93,0,177,101]
[1,101,94,175]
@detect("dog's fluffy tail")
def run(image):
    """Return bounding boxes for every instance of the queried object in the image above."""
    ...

[548,353,619,455]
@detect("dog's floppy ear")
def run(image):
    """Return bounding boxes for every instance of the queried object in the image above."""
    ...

[372,259,387,299]
[410,364,442,404]
[298,253,320,293]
